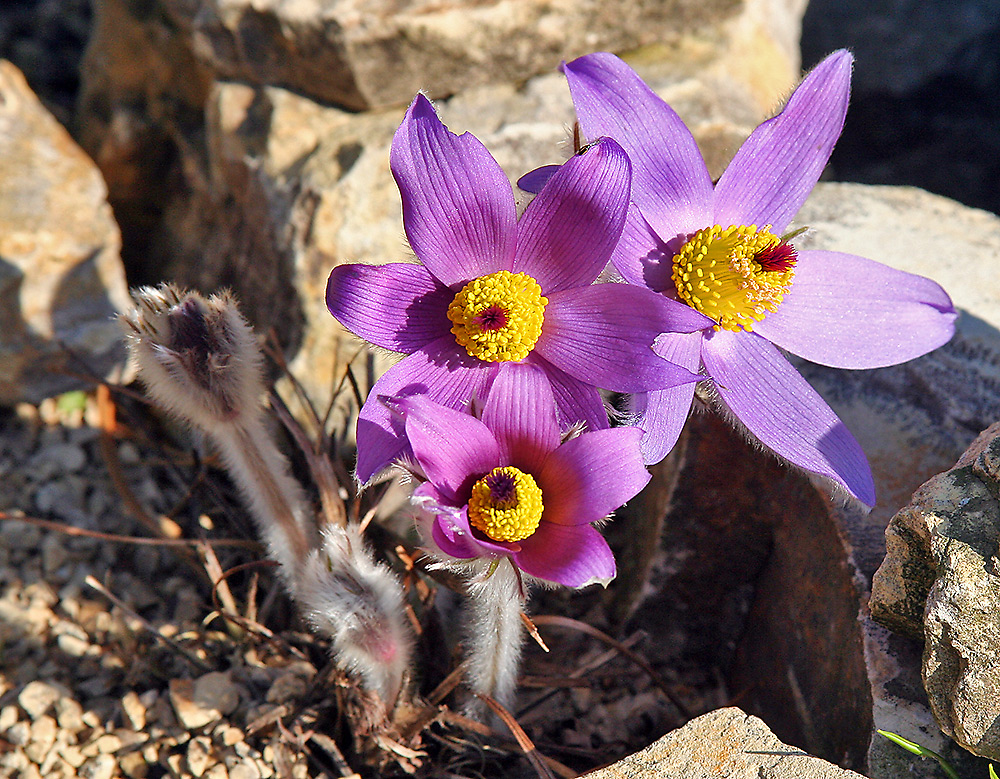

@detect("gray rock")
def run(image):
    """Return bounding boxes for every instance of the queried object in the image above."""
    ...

[870,425,1000,761]
[0,60,130,405]
[585,707,866,778]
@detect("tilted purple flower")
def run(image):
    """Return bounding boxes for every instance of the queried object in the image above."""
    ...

[327,94,709,484]
[560,50,958,506]
[394,363,650,587]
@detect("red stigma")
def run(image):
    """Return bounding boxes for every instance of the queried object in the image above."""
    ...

[755,241,797,272]
[474,305,509,331]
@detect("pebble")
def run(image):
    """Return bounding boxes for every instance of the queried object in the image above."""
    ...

[121,690,147,730]
[18,680,65,720]
[0,704,19,732]
[80,753,117,779]
[170,672,241,730]
[55,696,86,733]
[187,735,214,777]
[24,715,57,763]
[265,672,307,704]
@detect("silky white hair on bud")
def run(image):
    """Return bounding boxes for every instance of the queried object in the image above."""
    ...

[121,284,412,708]
[296,525,411,708]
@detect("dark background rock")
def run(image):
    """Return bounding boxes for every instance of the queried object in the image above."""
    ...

[802,0,1000,217]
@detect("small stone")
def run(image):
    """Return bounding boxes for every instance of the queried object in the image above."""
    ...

[219,726,244,746]
[18,680,65,720]
[24,715,57,763]
[170,673,241,730]
[205,764,229,779]
[94,733,122,754]
[56,632,92,658]
[0,704,19,732]
[119,750,149,779]
[265,672,306,704]
[58,743,86,768]
[228,759,262,779]
[35,443,88,473]
[186,735,213,777]
[54,696,85,734]
[80,754,117,779]
[121,691,146,730]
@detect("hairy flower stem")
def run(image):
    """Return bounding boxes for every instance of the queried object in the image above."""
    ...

[463,560,527,718]
[121,284,411,707]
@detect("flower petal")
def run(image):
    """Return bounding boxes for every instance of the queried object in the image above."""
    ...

[701,329,875,506]
[753,250,957,369]
[514,138,630,293]
[531,356,609,433]
[537,427,650,526]
[714,50,852,233]
[394,395,501,503]
[354,337,494,484]
[516,165,559,194]
[514,522,616,588]
[611,201,675,293]
[535,283,708,393]
[481,363,560,474]
[390,94,517,286]
[326,262,452,352]
[630,330,704,464]
[564,52,713,241]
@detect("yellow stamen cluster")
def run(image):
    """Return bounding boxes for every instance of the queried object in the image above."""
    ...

[448,271,547,362]
[468,466,544,543]
[672,224,796,332]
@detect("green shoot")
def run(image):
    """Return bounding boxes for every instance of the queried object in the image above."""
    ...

[877,730,961,779]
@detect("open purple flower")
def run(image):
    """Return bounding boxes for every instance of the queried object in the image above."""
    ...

[394,363,649,587]
[558,50,957,506]
[328,94,709,484]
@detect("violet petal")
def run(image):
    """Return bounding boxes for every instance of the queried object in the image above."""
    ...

[714,50,852,234]
[390,94,517,286]
[517,165,560,194]
[537,427,650,526]
[395,395,501,504]
[481,362,560,475]
[530,355,610,433]
[753,250,957,368]
[631,330,704,464]
[536,284,707,393]
[701,328,876,506]
[564,52,713,241]
[326,262,452,352]
[354,336,494,484]
[514,522,616,588]
[514,138,630,294]
[611,201,675,293]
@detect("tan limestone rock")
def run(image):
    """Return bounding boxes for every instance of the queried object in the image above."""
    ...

[585,707,866,778]
[0,60,129,405]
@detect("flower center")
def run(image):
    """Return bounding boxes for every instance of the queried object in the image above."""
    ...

[448,271,547,362]
[468,466,544,542]
[671,224,797,332]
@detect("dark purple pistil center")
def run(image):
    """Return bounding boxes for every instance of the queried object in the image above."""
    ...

[485,470,516,502]
[474,305,509,332]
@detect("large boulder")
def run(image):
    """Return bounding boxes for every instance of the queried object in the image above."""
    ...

[0,60,129,405]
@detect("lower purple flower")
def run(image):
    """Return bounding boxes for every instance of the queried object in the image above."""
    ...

[393,363,650,588]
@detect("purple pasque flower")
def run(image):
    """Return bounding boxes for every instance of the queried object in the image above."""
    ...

[560,50,957,506]
[394,362,650,587]
[327,93,709,484]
